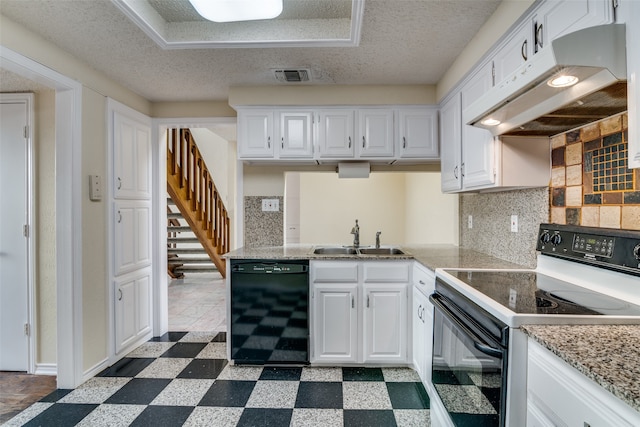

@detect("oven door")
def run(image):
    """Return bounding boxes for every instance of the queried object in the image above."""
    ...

[430,293,508,427]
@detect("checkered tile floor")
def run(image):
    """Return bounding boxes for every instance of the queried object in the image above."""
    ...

[6,332,430,426]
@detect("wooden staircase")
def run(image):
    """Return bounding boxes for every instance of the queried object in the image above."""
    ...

[166,129,229,278]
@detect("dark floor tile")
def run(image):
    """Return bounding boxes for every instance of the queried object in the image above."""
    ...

[236,408,293,427]
[212,332,227,342]
[177,359,227,379]
[343,409,397,427]
[386,382,429,409]
[295,382,343,408]
[150,332,188,342]
[160,342,207,358]
[259,367,302,381]
[198,380,256,407]
[130,405,194,427]
[432,369,474,385]
[23,403,98,426]
[342,367,384,382]
[97,357,155,377]
[450,412,500,426]
[39,389,73,402]
[231,348,273,363]
[104,378,171,405]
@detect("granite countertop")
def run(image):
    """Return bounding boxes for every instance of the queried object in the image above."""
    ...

[223,244,528,270]
[522,324,640,412]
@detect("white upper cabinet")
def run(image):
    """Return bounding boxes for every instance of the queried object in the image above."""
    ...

[317,109,355,158]
[625,0,640,168]
[493,21,531,85]
[237,109,274,158]
[397,107,439,158]
[357,109,395,158]
[278,110,314,158]
[440,94,463,192]
[113,111,151,199]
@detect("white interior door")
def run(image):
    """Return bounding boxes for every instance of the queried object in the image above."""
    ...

[0,98,29,371]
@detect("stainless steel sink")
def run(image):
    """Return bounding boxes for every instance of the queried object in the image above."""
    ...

[313,247,359,255]
[358,247,405,255]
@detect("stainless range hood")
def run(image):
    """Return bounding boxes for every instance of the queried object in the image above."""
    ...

[464,24,627,137]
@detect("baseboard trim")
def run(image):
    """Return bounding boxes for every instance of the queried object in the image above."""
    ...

[83,357,110,383]
[34,363,57,376]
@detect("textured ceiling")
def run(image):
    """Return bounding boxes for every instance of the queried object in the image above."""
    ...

[0,0,502,102]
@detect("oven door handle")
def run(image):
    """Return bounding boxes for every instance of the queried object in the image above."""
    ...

[430,294,505,359]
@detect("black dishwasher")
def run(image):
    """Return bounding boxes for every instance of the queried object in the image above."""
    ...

[230,259,309,365]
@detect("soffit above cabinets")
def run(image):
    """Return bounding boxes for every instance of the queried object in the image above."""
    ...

[111,0,364,49]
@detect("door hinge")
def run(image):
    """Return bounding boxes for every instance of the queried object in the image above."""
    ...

[24,323,30,336]
[23,224,29,237]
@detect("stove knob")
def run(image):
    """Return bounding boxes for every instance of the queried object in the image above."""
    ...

[634,244,640,260]
[551,234,563,245]
[540,232,551,244]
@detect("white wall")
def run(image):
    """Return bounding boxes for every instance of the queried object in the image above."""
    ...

[189,128,231,208]
[298,172,458,246]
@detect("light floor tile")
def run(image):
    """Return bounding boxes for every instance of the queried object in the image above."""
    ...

[300,367,343,382]
[2,402,53,426]
[343,382,392,410]
[75,404,146,426]
[135,358,192,379]
[245,380,299,408]
[195,342,226,359]
[434,384,496,414]
[180,332,217,343]
[216,365,263,381]
[394,409,431,427]
[382,367,421,382]
[290,408,344,427]
[183,407,243,427]
[126,342,175,358]
[58,377,131,404]
[150,379,214,406]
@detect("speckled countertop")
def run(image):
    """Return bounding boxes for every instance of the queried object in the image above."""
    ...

[223,244,527,270]
[522,324,640,412]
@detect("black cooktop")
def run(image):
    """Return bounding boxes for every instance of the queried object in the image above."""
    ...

[448,270,640,316]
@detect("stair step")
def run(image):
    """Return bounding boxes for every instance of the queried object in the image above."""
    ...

[168,237,200,243]
[168,257,213,264]
[167,226,192,232]
[167,212,182,219]
[168,248,207,255]
[175,265,219,273]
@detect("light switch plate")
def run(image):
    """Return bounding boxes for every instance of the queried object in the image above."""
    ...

[510,215,518,232]
[468,215,473,229]
[89,174,102,201]
[262,198,279,212]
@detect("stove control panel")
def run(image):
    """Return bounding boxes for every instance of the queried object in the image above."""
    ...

[537,223,640,275]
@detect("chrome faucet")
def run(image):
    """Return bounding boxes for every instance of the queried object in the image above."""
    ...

[351,219,360,247]
[375,231,381,249]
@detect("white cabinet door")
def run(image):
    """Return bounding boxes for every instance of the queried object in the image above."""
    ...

[397,107,439,158]
[114,201,151,276]
[440,94,462,192]
[412,287,428,381]
[237,109,274,158]
[113,111,151,199]
[626,0,640,169]
[535,0,613,48]
[363,284,407,363]
[493,21,531,85]
[312,283,358,363]
[317,109,355,158]
[357,109,394,157]
[278,111,314,158]
[461,61,497,189]
[114,270,152,354]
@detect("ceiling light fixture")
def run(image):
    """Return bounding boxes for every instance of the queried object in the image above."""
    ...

[188,0,283,23]
[481,118,501,126]
[547,74,579,88]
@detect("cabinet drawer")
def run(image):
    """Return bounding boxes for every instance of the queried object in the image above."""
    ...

[311,261,359,282]
[413,263,435,296]
[362,262,410,282]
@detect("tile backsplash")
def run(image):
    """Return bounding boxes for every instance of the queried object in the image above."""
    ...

[244,196,284,247]
[549,113,640,230]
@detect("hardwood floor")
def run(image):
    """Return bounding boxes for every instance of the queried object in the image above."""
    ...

[0,371,57,424]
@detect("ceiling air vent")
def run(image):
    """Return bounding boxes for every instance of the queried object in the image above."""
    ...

[274,69,311,83]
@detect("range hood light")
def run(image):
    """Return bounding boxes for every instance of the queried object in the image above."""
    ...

[547,74,579,88]
[481,118,501,126]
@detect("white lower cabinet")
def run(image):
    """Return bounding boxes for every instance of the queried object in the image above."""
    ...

[310,260,410,365]
[527,338,640,427]
[115,269,152,354]
[411,263,435,384]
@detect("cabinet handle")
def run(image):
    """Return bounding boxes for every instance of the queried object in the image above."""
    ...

[403,136,406,149]
[348,136,352,148]
[461,162,465,177]
[454,165,459,179]
[366,295,370,308]
[117,177,122,190]
[268,136,271,148]
[118,289,123,301]
[281,137,284,149]
[521,39,528,61]
[419,280,425,285]
[351,295,355,308]
[418,304,422,320]
[117,210,122,223]
[362,136,366,148]
[535,22,544,53]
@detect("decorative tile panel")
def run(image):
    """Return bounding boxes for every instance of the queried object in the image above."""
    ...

[548,113,640,230]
